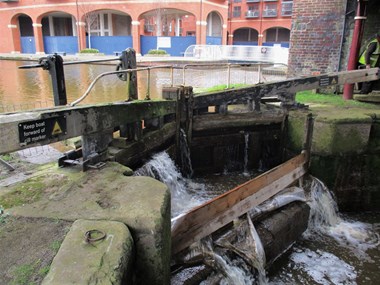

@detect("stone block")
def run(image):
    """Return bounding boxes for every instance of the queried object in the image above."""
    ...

[312,120,372,155]
[8,162,171,285]
[42,219,133,285]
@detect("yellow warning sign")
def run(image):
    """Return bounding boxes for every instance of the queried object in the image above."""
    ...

[52,121,63,135]
[331,78,337,84]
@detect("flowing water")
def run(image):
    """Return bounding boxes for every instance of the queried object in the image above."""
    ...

[137,151,380,285]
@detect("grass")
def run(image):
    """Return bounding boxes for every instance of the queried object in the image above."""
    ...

[194,83,250,94]
[50,240,62,252]
[11,260,41,285]
[0,154,13,162]
[0,177,45,209]
[10,259,51,285]
[295,91,379,109]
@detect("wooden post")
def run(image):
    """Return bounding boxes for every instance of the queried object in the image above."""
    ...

[120,48,138,101]
[175,86,194,176]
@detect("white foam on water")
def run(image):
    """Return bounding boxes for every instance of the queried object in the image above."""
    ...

[135,151,206,217]
[214,253,256,285]
[306,177,380,261]
[290,247,357,285]
[326,220,380,261]
[269,247,357,285]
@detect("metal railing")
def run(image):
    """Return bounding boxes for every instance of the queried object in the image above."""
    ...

[2,51,287,113]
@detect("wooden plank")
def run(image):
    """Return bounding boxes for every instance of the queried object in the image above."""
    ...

[193,68,380,109]
[171,152,307,254]
[0,100,176,154]
[192,113,284,132]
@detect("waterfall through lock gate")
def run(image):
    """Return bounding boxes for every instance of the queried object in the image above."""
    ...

[135,152,380,284]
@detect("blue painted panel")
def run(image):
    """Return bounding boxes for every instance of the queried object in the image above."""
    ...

[206,36,222,45]
[140,36,156,55]
[140,36,196,56]
[263,42,290,48]
[21,37,36,54]
[87,36,133,55]
[281,43,290,48]
[43,36,78,54]
[233,41,258,46]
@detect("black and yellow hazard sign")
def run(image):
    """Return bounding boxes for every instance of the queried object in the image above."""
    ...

[319,76,339,87]
[18,116,67,145]
[52,120,63,135]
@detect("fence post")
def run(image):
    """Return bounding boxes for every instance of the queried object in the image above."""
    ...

[39,54,67,106]
[120,48,138,101]
[227,64,231,88]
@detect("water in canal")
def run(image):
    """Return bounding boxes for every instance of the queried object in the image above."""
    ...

[0,59,285,112]
[137,151,380,285]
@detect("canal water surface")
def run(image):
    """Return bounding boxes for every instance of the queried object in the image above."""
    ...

[0,59,285,112]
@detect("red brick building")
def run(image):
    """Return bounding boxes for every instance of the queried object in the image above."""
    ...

[288,0,380,76]
[1,0,378,76]
[0,0,292,55]
[228,0,292,47]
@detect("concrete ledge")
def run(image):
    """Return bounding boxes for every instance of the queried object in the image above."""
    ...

[42,219,133,285]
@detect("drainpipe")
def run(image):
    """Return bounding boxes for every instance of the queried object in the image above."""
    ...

[342,0,367,100]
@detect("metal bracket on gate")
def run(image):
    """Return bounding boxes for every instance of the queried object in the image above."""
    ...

[58,148,107,171]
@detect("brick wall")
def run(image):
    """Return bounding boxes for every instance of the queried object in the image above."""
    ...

[288,0,347,76]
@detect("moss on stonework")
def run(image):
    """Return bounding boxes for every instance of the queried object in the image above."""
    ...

[286,111,310,152]
[0,163,84,209]
[0,177,45,209]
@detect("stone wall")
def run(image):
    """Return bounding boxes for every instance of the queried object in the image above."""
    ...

[287,110,380,212]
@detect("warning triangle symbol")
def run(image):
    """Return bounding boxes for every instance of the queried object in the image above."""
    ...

[52,121,63,135]
[331,78,337,84]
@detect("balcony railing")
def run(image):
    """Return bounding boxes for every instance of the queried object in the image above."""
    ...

[246,10,260,18]
[263,9,277,17]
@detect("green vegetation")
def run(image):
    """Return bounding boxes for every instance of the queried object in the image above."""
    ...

[147,49,169,55]
[295,91,378,109]
[50,240,62,252]
[79,48,100,54]
[194,83,250,94]
[0,176,45,209]
[11,260,41,285]
[0,154,13,162]
[10,259,50,285]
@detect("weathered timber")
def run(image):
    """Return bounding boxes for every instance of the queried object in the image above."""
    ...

[190,130,279,148]
[172,201,310,284]
[109,121,176,167]
[193,68,380,109]
[0,100,176,154]
[171,152,308,254]
[192,113,284,132]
